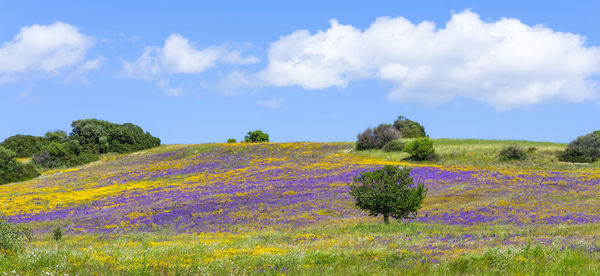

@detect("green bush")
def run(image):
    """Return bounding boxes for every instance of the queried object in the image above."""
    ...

[0,135,48,158]
[499,145,527,161]
[405,138,436,161]
[70,119,160,154]
[0,146,40,185]
[349,165,427,223]
[31,142,99,169]
[44,130,68,143]
[227,138,237,143]
[244,130,269,143]
[0,215,31,255]
[356,124,400,151]
[382,140,405,152]
[393,116,427,138]
[559,133,600,163]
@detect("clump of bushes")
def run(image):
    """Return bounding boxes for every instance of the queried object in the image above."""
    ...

[499,145,527,161]
[559,132,600,163]
[0,215,31,255]
[227,138,237,143]
[0,147,39,185]
[356,124,400,150]
[393,116,427,138]
[349,165,427,224]
[0,135,48,158]
[355,115,426,151]
[244,130,269,143]
[405,138,436,161]
[382,140,405,152]
[70,119,161,154]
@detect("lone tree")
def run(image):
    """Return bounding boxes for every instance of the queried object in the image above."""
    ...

[349,165,427,224]
[244,130,269,143]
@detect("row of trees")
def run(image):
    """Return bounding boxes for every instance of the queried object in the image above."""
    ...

[0,119,161,185]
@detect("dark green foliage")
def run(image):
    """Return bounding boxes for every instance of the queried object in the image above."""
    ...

[44,130,68,143]
[382,140,405,152]
[244,130,269,143]
[0,215,31,255]
[559,133,600,163]
[31,142,99,169]
[355,124,400,151]
[52,227,63,241]
[349,166,427,223]
[0,147,40,185]
[499,145,527,161]
[405,138,436,161]
[393,116,427,138]
[0,135,48,158]
[227,138,237,143]
[70,119,160,154]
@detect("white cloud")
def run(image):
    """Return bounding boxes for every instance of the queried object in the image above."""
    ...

[124,34,259,79]
[0,21,95,80]
[257,98,284,108]
[258,10,600,109]
[157,79,183,95]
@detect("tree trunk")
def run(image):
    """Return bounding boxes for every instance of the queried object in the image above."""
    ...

[383,214,390,224]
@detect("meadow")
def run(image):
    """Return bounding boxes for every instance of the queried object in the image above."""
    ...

[2,141,600,275]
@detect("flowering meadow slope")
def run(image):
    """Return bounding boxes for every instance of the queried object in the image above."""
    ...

[3,142,600,232]
[2,142,600,274]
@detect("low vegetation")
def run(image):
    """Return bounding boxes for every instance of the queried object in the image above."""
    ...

[559,132,600,163]
[499,144,527,161]
[0,146,39,185]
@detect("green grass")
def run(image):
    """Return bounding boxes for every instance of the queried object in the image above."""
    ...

[353,138,598,171]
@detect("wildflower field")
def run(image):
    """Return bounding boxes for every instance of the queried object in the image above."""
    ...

[2,142,600,274]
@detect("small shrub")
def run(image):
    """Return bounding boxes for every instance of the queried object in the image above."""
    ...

[52,227,63,241]
[356,124,400,151]
[382,140,405,152]
[559,133,600,163]
[349,165,427,223]
[404,138,435,161]
[0,215,31,255]
[499,145,527,161]
[527,147,537,153]
[244,130,269,143]
[227,138,237,143]
[0,146,40,185]
[393,116,427,138]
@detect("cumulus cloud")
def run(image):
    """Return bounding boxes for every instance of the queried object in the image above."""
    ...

[0,21,95,80]
[257,98,284,108]
[124,34,259,79]
[257,10,600,109]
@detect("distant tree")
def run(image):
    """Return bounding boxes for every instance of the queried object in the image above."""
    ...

[0,146,39,185]
[44,131,68,143]
[559,133,600,163]
[244,130,269,143]
[404,138,436,161]
[227,138,237,143]
[70,119,160,154]
[356,124,400,151]
[0,135,48,158]
[349,166,427,224]
[393,116,427,138]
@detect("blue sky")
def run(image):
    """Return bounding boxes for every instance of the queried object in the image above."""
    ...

[1,1,600,144]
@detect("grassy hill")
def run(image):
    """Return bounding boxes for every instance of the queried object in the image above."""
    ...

[2,141,600,274]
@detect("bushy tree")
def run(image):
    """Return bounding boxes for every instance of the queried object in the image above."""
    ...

[244,130,269,143]
[405,138,436,161]
[0,147,40,185]
[393,116,427,138]
[227,138,237,143]
[31,142,98,169]
[44,130,68,143]
[356,124,400,151]
[70,119,160,154]
[0,135,48,158]
[499,145,527,161]
[382,140,405,152]
[349,166,427,223]
[559,133,600,163]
